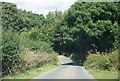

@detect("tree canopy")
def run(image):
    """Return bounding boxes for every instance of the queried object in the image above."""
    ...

[53,2,119,54]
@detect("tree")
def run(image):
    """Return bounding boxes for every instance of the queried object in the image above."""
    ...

[63,2,119,53]
[18,10,45,30]
[2,2,45,32]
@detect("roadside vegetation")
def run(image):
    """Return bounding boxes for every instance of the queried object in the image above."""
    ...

[1,1,120,79]
[1,2,61,78]
[63,2,119,79]
[3,64,60,79]
[84,50,119,79]
[89,69,118,79]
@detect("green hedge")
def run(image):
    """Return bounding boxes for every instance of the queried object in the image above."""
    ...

[2,30,24,75]
[2,29,58,76]
[19,28,53,53]
[84,50,119,70]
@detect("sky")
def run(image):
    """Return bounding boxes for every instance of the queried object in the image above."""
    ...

[1,0,77,15]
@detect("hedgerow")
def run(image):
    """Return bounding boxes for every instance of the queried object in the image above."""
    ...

[84,50,119,70]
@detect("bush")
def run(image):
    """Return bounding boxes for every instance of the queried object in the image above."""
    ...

[2,30,24,75]
[84,50,118,70]
[108,50,119,70]
[19,29,53,53]
[2,29,59,76]
[21,50,58,69]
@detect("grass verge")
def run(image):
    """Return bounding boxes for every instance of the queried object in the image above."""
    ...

[88,69,118,79]
[3,63,61,79]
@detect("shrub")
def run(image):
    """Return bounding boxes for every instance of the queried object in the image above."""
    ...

[21,50,58,69]
[84,50,118,70]
[19,30,53,53]
[2,30,23,75]
[108,50,119,70]
[2,29,58,76]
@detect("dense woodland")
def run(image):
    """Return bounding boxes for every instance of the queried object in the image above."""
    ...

[1,1,120,77]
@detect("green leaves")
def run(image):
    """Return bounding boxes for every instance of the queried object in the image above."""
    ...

[84,50,119,70]
[2,2,45,32]
[62,2,119,53]
[2,30,21,75]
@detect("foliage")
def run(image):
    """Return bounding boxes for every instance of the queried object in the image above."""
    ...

[2,2,24,32]
[18,10,45,30]
[2,30,24,75]
[2,29,58,76]
[19,28,54,53]
[52,2,119,66]
[21,50,58,69]
[84,50,119,70]
[1,2,59,76]
[54,2,119,54]
[1,2,45,32]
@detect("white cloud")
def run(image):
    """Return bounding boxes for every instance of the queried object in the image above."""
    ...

[1,0,77,15]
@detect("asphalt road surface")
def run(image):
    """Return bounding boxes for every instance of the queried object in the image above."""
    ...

[33,55,95,79]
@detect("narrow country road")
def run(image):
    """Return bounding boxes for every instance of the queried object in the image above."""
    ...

[32,55,95,79]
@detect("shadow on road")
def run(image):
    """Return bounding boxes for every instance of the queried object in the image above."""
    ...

[62,62,74,65]
[62,62,83,66]
[58,55,83,66]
